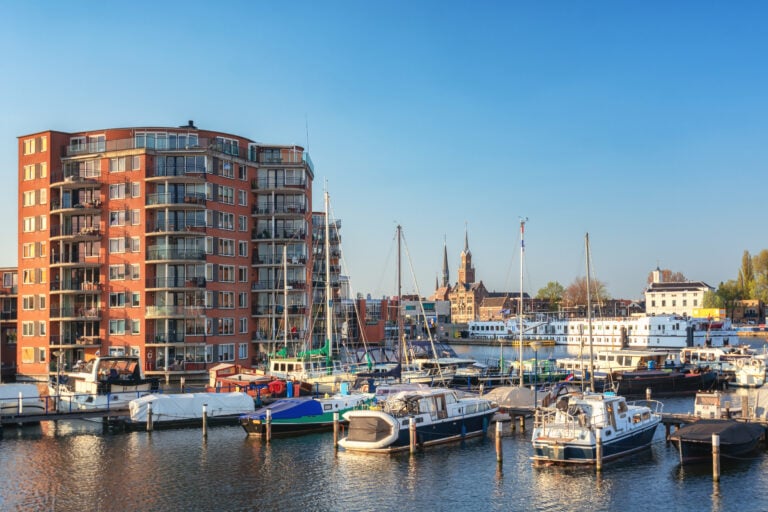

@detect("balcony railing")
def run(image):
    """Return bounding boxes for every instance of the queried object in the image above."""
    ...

[252,230,306,240]
[50,254,101,265]
[147,221,206,233]
[50,281,101,292]
[251,255,307,265]
[251,177,308,190]
[49,307,102,319]
[146,165,207,178]
[145,305,205,317]
[146,248,206,261]
[146,277,206,288]
[251,204,307,215]
[146,193,206,207]
[146,333,186,344]
[50,226,101,238]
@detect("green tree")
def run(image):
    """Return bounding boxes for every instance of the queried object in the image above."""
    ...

[712,280,743,319]
[738,250,755,298]
[536,281,564,311]
[702,290,724,309]
[752,249,768,303]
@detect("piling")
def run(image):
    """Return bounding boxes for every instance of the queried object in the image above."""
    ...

[409,417,417,454]
[646,388,652,401]
[518,415,525,432]
[712,433,720,482]
[17,392,22,415]
[147,402,153,432]
[202,404,208,438]
[596,427,603,471]
[265,409,272,442]
[333,412,340,449]
[495,420,503,465]
[180,377,186,393]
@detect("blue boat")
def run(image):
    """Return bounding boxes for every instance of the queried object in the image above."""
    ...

[338,388,497,453]
[531,391,662,464]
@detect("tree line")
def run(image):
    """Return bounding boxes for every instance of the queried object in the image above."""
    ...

[703,250,768,317]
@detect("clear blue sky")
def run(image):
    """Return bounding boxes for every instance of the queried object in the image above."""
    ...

[2,1,767,300]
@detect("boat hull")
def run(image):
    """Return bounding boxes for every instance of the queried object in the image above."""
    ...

[670,420,766,464]
[607,370,719,397]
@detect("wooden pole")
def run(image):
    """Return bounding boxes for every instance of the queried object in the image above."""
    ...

[17,392,22,415]
[495,420,503,465]
[596,427,603,471]
[266,408,272,442]
[180,377,185,393]
[147,402,153,432]
[202,404,208,438]
[333,412,340,449]
[409,417,417,454]
[646,387,652,401]
[712,433,720,482]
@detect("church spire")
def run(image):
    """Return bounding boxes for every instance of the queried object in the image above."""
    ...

[441,235,450,287]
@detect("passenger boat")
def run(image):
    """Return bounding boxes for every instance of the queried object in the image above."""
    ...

[531,391,663,464]
[338,388,497,453]
[239,390,373,437]
[669,419,765,464]
[49,356,159,412]
[127,392,255,430]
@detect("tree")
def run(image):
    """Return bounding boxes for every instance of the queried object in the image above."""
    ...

[536,281,564,311]
[752,249,768,303]
[646,269,687,284]
[562,277,610,309]
[712,280,743,319]
[737,250,755,297]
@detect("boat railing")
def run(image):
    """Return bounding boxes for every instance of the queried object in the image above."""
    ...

[627,399,664,415]
[534,407,582,434]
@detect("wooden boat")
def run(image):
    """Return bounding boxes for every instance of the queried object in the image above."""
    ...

[531,391,662,464]
[338,388,497,453]
[239,391,372,437]
[669,419,765,464]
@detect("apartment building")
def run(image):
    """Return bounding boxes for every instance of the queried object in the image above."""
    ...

[17,122,315,383]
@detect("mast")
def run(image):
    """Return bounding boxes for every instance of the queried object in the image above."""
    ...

[518,217,527,387]
[283,244,288,352]
[397,224,403,375]
[586,232,595,392]
[324,190,333,367]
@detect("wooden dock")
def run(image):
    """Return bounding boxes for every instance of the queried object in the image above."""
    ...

[0,407,130,428]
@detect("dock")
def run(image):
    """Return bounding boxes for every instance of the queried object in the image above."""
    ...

[0,407,130,428]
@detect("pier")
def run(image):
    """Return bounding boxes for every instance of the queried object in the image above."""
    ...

[0,407,129,428]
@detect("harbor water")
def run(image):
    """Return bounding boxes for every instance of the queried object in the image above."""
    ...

[1,340,768,512]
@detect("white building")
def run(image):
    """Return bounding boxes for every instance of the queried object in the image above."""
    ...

[644,268,712,317]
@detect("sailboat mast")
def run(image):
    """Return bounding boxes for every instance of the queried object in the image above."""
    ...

[397,224,403,371]
[324,190,333,366]
[518,218,527,387]
[283,245,288,350]
[585,233,595,392]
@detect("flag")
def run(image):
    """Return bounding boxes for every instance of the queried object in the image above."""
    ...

[565,374,574,382]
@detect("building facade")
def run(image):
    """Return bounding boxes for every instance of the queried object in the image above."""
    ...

[644,268,711,318]
[17,123,316,382]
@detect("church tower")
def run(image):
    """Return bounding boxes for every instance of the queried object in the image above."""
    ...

[457,227,475,286]
[441,236,450,287]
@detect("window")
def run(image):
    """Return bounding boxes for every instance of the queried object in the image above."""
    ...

[22,217,35,233]
[131,155,140,170]
[109,183,126,199]
[23,164,35,181]
[693,299,698,307]
[238,342,248,358]
[219,265,235,282]
[39,188,47,204]
[70,136,85,152]
[22,191,36,207]
[22,296,34,310]
[131,182,141,198]
[221,160,234,178]
[219,343,235,361]
[130,237,141,252]
[219,186,234,205]
[22,243,34,258]
[22,270,34,284]
[109,265,126,280]
[218,212,234,230]
[38,295,46,309]
[109,157,127,173]
[110,292,126,307]
[131,292,140,307]
[22,321,34,336]
[218,318,235,335]
[238,266,248,282]
[238,242,248,258]
[131,209,140,225]
[109,319,126,334]
[218,239,234,256]
[205,237,213,254]
[109,210,126,226]
[238,190,247,206]
[238,215,247,232]
[131,320,140,334]
[130,264,140,280]
[39,322,46,336]
[238,292,248,308]
[238,165,247,180]
[219,291,234,309]
[23,138,36,155]
[109,238,126,254]
[38,348,46,363]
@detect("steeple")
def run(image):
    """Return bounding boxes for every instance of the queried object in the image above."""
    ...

[441,235,450,287]
[457,224,475,286]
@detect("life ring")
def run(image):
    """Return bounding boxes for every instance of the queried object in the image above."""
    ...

[268,380,286,395]
[735,359,745,369]
[751,359,762,368]
[360,384,369,393]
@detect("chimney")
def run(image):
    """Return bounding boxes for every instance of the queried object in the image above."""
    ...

[181,120,197,129]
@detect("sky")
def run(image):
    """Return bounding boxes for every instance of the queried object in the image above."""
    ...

[2,1,767,301]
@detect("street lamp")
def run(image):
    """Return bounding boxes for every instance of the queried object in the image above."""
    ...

[529,341,542,408]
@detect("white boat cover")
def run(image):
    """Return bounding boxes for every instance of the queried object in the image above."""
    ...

[129,392,254,422]
[0,384,41,401]
[481,386,535,409]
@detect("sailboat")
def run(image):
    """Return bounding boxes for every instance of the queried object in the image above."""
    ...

[530,233,663,464]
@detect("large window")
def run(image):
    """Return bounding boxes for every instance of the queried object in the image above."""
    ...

[218,343,235,361]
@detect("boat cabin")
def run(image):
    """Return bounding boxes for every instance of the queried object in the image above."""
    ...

[556,350,678,375]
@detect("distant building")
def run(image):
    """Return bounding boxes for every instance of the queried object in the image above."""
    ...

[644,268,711,317]
[733,299,764,324]
[447,229,488,323]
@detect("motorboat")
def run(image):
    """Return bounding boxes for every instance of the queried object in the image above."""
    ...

[127,392,255,430]
[0,383,48,417]
[49,356,159,411]
[670,419,765,464]
[338,388,497,453]
[531,391,662,464]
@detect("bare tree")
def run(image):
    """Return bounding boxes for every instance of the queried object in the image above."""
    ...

[562,276,610,308]
[647,269,687,284]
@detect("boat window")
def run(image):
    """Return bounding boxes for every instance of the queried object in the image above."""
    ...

[641,412,650,420]
[617,401,628,413]
[286,363,295,372]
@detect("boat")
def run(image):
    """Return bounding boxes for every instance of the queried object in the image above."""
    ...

[731,357,766,388]
[606,367,720,397]
[127,392,255,430]
[49,355,159,411]
[0,383,48,417]
[669,419,765,464]
[338,388,498,453]
[555,349,679,379]
[531,390,663,464]
[239,389,373,437]
[531,234,663,465]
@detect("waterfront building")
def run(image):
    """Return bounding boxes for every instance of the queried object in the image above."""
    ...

[17,122,315,383]
[447,229,488,323]
[644,267,711,318]
[0,268,17,381]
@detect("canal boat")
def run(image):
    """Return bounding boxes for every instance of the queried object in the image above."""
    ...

[604,367,720,398]
[531,391,662,464]
[669,419,765,464]
[49,356,159,412]
[127,392,255,430]
[239,390,373,437]
[338,388,497,453]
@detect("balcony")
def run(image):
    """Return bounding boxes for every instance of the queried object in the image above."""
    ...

[252,230,306,241]
[50,280,102,293]
[146,248,205,262]
[49,307,102,320]
[145,305,205,318]
[147,221,206,234]
[50,254,101,267]
[50,198,102,213]
[146,192,206,208]
[251,255,307,266]
[146,333,186,344]
[251,177,308,191]
[50,225,101,240]
[146,164,207,179]
[146,277,206,289]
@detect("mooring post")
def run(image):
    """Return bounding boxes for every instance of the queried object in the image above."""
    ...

[646,387,652,401]
[712,433,720,482]
[409,417,417,454]
[202,403,208,438]
[180,377,185,393]
[17,392,23,415]
[518,415,525,432]
[147,402,153,432]
[496,420,503,465]
[596,427,603,472]
[265,408,272,442]
[333,412,340,449]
